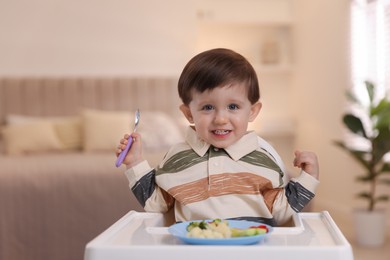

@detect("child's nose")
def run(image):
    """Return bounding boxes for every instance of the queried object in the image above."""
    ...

[214,110,228,124]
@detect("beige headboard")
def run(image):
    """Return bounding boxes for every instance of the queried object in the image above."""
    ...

[0,77,182,124]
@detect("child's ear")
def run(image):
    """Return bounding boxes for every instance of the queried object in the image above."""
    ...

[180,104,194,123]
[249,102,262,122]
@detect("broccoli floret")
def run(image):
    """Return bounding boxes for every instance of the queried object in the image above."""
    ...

[187,220,225,232]
[198,221,208,230]
[186,220,209,231]
[186,222,199,232]
[213,218,222,224]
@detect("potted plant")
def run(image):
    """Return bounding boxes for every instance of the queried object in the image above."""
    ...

[334,81,390,247]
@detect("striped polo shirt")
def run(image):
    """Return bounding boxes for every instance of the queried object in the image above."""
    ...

[125,127,319,226]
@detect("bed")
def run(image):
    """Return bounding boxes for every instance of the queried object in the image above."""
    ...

[0,77,185,260]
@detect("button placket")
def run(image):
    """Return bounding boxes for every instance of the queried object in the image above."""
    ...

[208,147,225,191]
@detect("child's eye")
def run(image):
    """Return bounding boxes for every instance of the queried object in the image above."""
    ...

[202,104,214,111]
[228,104,239,110]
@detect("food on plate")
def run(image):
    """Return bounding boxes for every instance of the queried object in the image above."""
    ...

[186,219,269,239]
[186,219,231,238]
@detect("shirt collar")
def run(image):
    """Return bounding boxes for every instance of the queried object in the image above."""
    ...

[184,126,259,161]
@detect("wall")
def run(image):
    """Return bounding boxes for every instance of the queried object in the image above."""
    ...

[0,0,197,77]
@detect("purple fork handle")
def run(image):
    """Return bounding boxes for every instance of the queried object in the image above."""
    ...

[115,137,133,167]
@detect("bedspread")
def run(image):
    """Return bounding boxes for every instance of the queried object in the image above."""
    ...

[0,152,168,260]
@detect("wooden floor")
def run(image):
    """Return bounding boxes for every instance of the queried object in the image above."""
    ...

[350,238,390,260]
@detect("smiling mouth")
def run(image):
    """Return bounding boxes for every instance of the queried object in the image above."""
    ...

[212,130,231,135]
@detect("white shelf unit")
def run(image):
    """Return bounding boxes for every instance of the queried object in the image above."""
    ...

[196,0,293,74]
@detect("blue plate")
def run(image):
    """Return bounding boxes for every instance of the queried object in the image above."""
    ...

[168,220,272,245]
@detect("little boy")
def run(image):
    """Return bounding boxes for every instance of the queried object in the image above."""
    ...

[116,48,319,226]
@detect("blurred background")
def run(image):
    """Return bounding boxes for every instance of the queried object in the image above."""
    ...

[0,0,389,259]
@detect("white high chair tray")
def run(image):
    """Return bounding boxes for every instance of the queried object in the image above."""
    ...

[84,211,353,260]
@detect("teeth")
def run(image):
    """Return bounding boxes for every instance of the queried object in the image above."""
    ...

[214,130,229,135]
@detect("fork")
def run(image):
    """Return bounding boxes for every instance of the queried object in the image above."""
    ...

[115,109,140,167]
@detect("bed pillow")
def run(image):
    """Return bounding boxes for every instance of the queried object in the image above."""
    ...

[1,121,63,155]
[6,115,83,150]
[52,118,83,150]
[82,109,131,152]
[138,111,184,151]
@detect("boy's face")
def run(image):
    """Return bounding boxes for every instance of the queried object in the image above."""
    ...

[180,83,262,149]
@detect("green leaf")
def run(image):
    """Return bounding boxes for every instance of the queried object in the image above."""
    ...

[333,141,370,169]
[371,98,390,115]
[332,140,348,150]
[356,175,374,182]
[376,114,390,129]
[379,163,390,173]
[378,178,390,185]
[374,116,390,131]
[374,195,389,202]
[372,128,390,164]
[343,114,368,138]
[346,90,360,105]
[357,192,371,200]
[365,81,375,104]
[372,100,390,129]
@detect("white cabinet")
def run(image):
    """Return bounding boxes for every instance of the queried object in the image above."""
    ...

[195,0,293,74]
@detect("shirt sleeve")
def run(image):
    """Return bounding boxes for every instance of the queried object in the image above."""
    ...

[124,160,173,213]
[272,171,320,225]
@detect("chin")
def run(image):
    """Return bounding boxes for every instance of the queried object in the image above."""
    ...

[210,142,233,149]
[208,136,238,149]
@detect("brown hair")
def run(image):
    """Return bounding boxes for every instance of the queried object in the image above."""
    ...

[178,48,260,105]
